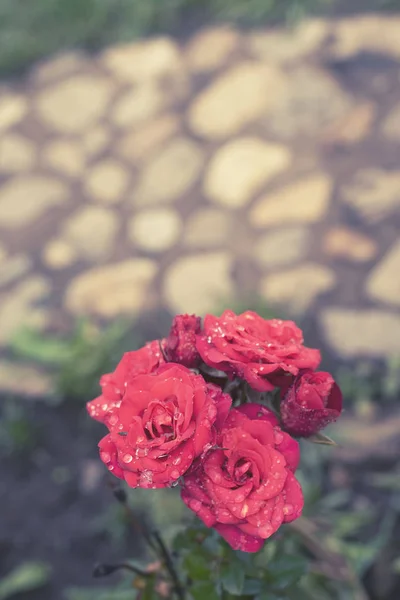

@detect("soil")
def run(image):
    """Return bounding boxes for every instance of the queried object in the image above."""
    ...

[0,399,145,600]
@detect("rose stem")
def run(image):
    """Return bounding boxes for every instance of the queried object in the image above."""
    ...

[152,530,185,600]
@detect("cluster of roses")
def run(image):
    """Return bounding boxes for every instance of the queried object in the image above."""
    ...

[87,311,342,553]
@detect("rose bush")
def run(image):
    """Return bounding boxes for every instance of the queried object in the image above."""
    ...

[197,310,321,392]
[87,310,342,553]
[280,370,343,437]
[95,363,231,488]
[181,403,303,552]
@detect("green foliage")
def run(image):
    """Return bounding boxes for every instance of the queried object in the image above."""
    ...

[0,561,51,600]
[0,398,37,455]
[0,0,332,76]
[10,318,139,403]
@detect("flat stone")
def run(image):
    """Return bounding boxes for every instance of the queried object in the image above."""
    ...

[0,255,31,287]
[184,208,232,247]
[82,126,110,158]
[112,83,164,128]
[129,209,182,252]
[265,66,352,139]
[320,308,400,358]
[323,227,378,262]
[134,137,204,206]
[0,360,52,397]
[36,75,113,133]
[322,102,375,145]
[102,38,182,81]
[62,206,119,261]
[255,227,310,268]
[86,160,129,204]
[0,134,35,172]
[0,93,28,131]
[43,239,77,269]
[249,173,332,227]
[260,263,335,313]
[204,137,291,208]
[248,18,328,63]
[186,26,240,72]
[0,176,68,227]
[342,169,400,223]
[366,240,400,306]
[117,114,180,165]
[188,62,287,139]
[330,16,400,60]
[381,104,400,142]
[43,140,85,176]
[0,277,50,346]
[164,252,233,314]
[65,259,158,317]
[32,52,85,83]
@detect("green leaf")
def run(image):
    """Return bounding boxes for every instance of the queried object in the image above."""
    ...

[184,553,211,580]
[65,589,136,600]
[221,561,245,595]
[190,581,220,600]
[0,561,51,600]
[10,328,72,365]
[242,578,263,594]
[265,555,307,590]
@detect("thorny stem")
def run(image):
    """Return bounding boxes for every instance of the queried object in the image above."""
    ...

[153,530,185,600]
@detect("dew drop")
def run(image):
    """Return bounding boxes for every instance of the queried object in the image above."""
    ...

[283,504,294,516]
[172,456,182,466]
[101,403,109,412]
[108,414,118,426]
[171,469,180,480]
[274,432,284,445]
[100,451,111,464]
[122,454,133,464]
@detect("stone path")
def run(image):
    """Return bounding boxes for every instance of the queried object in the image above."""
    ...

[1,14,400,395]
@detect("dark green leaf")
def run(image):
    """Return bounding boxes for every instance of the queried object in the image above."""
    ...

[221,561,245,595]
[242,578,263,594]
[265,555,307,590]
[190,581,220,600]
[184,554,211,580]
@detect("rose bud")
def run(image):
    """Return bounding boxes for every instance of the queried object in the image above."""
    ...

[280,370,343,437]
[164,314,202,368]
[197,310,321,392]
[181,403,303,553]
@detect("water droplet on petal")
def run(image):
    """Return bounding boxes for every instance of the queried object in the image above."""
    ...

[283,504,294,516]
[171,469,180,480]
[123,454,133,464]
[100,451,111,464]
[108,414,118,426]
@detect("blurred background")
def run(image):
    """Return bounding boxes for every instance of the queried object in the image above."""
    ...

[1,1,400,599]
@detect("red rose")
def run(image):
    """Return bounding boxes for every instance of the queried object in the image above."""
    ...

[280,371,343,437]
[87,340,165,424]
[96,364,231,489]
[197,310,321,392]
[165,314,201,368]
[181,403,303,552]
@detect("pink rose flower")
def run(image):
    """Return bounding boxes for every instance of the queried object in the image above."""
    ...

[181,403,303,552]
[197,311,321,392]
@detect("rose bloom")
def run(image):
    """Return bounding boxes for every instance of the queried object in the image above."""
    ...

[91,363,231,489]
[181,403,303,552]
[164,314,201,368]
[281,370,343,437]
[197,310,321,392]
[87,340,165,424]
